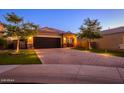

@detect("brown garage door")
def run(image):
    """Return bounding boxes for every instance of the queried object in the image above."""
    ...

[33,37,61,48]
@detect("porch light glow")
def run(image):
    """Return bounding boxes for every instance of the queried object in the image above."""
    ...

[64,37,66,41]
[63,37,66,43]
[29,36,32,40]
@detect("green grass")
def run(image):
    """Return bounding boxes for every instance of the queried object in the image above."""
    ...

[0,49,41,65]
[73,47,124,57]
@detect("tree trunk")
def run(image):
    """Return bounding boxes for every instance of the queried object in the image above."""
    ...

[88,39,92,50]
[16,39,20,53]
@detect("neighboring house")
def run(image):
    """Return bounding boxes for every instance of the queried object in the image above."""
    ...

[97,26,124,51]
[77,26,124,51]
[0,23,4,37]
[28,27,77,49]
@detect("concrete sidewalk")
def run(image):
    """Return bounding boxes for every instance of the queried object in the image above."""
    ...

[0,65,19,74]
[0,64,124,84]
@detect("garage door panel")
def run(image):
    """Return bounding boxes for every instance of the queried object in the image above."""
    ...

[33,37,61,48]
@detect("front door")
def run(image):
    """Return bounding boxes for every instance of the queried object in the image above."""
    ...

[67,38,74,47]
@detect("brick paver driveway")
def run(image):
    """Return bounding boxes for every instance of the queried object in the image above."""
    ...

[35,48,124,68]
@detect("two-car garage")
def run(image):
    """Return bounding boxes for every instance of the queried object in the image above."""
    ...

[33,37,61,48]
[24,27,77,49]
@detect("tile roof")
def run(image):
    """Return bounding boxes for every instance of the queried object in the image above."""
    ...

[102,26,124,35]
[66,31,75,34]
[40,27,65,34]
[39,27,74,34]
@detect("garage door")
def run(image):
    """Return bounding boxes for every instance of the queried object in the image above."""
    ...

[33,37,61,48]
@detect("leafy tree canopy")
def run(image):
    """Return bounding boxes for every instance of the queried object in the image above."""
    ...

[78,18,102,39]
[0,12,40,53]
[2,12,39,39]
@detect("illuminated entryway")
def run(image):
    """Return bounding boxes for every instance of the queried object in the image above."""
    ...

[63,32,77,47]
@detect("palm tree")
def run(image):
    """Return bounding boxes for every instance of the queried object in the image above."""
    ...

[78,18,102,49]
[3,12,39,53]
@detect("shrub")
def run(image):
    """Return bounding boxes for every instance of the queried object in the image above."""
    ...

[0,37,7,49]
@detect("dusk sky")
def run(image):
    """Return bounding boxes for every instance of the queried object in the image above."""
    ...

[0,9,124,33]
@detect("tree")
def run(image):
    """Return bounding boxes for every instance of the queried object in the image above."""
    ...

[2,12,39,53]
[78,18,102,49]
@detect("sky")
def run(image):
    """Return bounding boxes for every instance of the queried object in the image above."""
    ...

[0,9,124,33]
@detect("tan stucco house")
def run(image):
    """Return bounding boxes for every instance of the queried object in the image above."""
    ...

[0,26,77,49]
[27,27,77,49]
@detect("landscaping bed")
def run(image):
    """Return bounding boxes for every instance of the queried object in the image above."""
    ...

[0,49,41,65]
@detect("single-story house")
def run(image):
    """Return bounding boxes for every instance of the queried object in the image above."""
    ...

[27,27,77,49]
[0,26,77,49]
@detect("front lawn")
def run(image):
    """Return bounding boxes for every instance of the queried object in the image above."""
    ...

[0,49,41,65]
[73,47,124,57]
